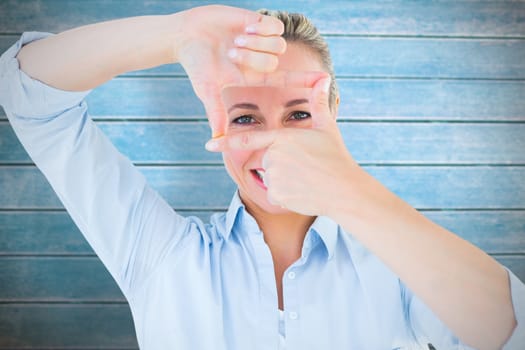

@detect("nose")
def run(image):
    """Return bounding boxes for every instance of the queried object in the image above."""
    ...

[264,117,286,131]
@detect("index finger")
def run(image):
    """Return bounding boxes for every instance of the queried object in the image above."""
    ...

[309,76,333,129]
[231,69,328,90]
[205,129,279,152]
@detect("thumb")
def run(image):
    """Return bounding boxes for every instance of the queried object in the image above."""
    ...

[201,86,228,137]
[205,130,279,153]
[310,75,332,129]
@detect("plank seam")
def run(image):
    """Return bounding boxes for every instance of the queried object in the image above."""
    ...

[3,117,525,123]
[3,32,525,40]
[2,164,525,168]
[0,301,128,305]
[1,208,524,212]
[3,162,525,167]
[323,34,525,40]
[5,208,525,213]
[111,75,525,81]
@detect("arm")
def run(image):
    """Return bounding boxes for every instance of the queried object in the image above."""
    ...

[16,15,179,91]
[207,77,523,350]
[16,5,287,135]
[329,164,517,350]
[0,5,287,294]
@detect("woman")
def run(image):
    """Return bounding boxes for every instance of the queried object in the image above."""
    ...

[0,4,523,349]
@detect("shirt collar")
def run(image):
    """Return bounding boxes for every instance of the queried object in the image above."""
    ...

[309,215,339,260]
[223,191,247,240]
[223,191,339,259]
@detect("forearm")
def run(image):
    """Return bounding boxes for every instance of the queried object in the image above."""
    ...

[329,167,516,350]
[16,13,183,91]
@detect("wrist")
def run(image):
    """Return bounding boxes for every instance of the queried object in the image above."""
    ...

[327,165,392,227]
[165,11,187,64]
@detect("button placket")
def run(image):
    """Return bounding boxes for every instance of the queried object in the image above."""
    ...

[249,231,279,350]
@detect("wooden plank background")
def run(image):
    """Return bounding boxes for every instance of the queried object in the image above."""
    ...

[0,0,524,348]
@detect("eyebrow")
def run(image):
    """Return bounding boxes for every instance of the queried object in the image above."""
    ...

[227,103,259,114]
[227,99,309,114]
[284,98,309,108]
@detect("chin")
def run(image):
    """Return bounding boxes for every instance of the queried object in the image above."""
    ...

[239,189,291,216]
[260,202,291,215]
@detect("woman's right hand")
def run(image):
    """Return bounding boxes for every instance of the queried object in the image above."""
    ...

[174,5,288,136]
[17,4,322,135]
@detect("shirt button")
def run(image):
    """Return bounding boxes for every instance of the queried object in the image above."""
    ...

[288,271,296,280]
[289,312,298,320]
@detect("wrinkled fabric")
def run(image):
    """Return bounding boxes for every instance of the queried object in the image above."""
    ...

[1,32,523,350]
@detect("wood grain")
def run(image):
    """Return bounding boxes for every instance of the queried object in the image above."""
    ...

[2,121,525,164]
[0,0,523,348]
[1,165,524,209]
[3,78,525,120]
[2,35,524,79]
[1,0,524,36]
[0,304,138,348]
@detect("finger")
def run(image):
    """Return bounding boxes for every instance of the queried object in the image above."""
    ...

[226,70,328,90]
[228,48,279,72]
[309,76,333,129]
[205,130,278,152]
[262,158,271,186]
[234,35,286,55]
[244,13,284,36]
[199,85,228,137]
[260,70,328,89]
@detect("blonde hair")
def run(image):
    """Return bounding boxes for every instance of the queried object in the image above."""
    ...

[257,9,338,111]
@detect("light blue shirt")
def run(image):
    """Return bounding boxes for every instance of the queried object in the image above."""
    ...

[1,32,524,350]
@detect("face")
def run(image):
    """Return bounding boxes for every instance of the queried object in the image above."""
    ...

[221,43,328,215]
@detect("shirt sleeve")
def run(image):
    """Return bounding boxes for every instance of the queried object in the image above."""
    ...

[502,268,525,349]
[0,32,193,297]
[405,267,525,349]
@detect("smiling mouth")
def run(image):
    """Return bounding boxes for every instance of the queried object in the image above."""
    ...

[252,169,264,181]
[250,169,266,189]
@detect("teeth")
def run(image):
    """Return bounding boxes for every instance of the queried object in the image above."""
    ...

[255,169,265,181]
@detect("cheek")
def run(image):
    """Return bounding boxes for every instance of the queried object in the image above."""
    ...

[222,150,253,181]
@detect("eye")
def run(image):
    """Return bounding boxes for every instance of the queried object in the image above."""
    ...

[288,111,311,121]
[231,115,257,125]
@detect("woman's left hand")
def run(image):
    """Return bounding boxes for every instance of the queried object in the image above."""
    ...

[205,76,358,216]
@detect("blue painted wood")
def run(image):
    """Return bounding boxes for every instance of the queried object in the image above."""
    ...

[0,304,138,348]
[0,166,524,209]
[0,257,124,301]
[0,254,523,302]
[0,212,94,254]
[3,35,525,79]
[496,256,525,284]
[1,211,524,255]
[1,0,523,36]
[328,37,525,79]
[1,0,524,348]
[0,211,215,255]
[2,122,525,164]
[79,78,525,120]
[2,79,525,120]
[423,211,525,254]
[0,255,522,348]
[5,78,523,120]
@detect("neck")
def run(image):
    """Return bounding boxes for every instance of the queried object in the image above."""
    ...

[240,194,316,311]
[242,197,316,263]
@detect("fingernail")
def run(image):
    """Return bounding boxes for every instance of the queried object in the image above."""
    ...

[205,139,219,152]
[234,36,247,47]
[227,48,237,59]
[245,25,256,34]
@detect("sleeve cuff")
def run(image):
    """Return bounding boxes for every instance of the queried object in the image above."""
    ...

[503,267,525,349]
[0,31,91,118]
